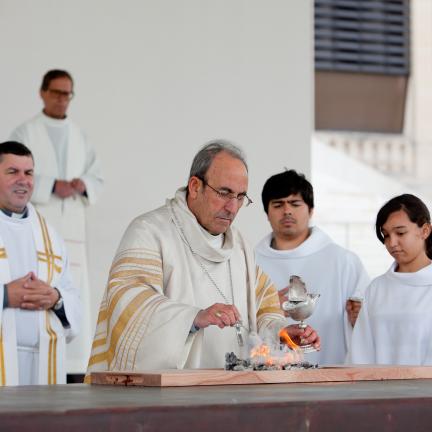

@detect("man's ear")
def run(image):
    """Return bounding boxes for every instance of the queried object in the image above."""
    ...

[187,176,201,200]
[39,89,48,105]
[309,207,314,218]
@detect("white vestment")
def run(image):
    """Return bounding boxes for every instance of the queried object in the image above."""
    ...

[347,262,432,365]
[86,189,286,379]
[0,204,81,385]
[11,112,103,373]
[255,227,370,365]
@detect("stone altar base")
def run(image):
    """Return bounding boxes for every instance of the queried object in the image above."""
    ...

[0,380,432,431]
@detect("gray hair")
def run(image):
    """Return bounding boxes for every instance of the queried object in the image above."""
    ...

[188,139,248,180]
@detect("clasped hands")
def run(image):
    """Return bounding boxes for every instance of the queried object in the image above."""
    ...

[54,178,86,198]
[193,302,320,350]
[6,272,59,310]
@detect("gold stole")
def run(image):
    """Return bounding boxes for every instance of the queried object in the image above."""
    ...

[34,212,62,385]
[0,247,7,385]
[0,210,63,385]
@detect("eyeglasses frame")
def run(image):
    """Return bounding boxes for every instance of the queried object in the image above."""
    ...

[196,176,253,207]
[46,88,75,100]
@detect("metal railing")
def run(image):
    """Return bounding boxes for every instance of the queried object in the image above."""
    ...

[315,131,415,177]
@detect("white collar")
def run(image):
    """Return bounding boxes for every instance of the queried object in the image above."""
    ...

[386,261,432,286]
[256,226,333,258]
[40,111,70,127]
[167,188,234,262]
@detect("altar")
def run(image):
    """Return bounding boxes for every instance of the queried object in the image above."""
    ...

[0,379,431,431]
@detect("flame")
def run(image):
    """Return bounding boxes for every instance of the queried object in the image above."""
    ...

[251,344,271,358]
[278,327,300,350]
[247,329,303,368]
[250,344,273,365]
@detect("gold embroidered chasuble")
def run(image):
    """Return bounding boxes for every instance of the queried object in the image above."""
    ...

[86,189,285,379]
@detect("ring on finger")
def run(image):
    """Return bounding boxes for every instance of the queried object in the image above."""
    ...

[215,311,222,318]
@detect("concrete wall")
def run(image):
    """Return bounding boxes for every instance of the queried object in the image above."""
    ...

[0,0,313,333]
[312,139,400,278]
[311,0,432,279]
[405,0,432,195]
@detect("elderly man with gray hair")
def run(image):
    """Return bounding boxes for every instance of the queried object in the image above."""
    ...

[86,141,319,377]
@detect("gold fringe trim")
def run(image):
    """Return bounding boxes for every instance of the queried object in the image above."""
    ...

[45,312,57,384]
[0,329,5,386]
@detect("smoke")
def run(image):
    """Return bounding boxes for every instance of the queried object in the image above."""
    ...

[242,329,304,367]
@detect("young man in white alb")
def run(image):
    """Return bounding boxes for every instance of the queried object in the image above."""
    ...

[255,169,369,365]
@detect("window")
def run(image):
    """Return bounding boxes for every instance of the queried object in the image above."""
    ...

[314,0,410,133]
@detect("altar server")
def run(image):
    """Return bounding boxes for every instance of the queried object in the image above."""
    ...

[10,69,103,374]
[348,194,432,365]
[255,170,370,365]
[0,141,81,385]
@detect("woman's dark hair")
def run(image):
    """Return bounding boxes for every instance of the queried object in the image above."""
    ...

[376,194,432,259]
[261,169,314,214]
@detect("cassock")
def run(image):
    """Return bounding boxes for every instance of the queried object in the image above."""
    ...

[0,204,81,385]
[347,262,432,365]
[85,189,285,380]
[11,112,103,373]
[255,227,370,365]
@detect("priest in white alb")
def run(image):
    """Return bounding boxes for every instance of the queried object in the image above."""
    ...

[86,141,320,379]
[255,170,370,365]
[0,141,81,385]
[10,69,103,374]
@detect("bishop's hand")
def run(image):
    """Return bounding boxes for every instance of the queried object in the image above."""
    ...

[283,324,321,351]
[193,303,241,329]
